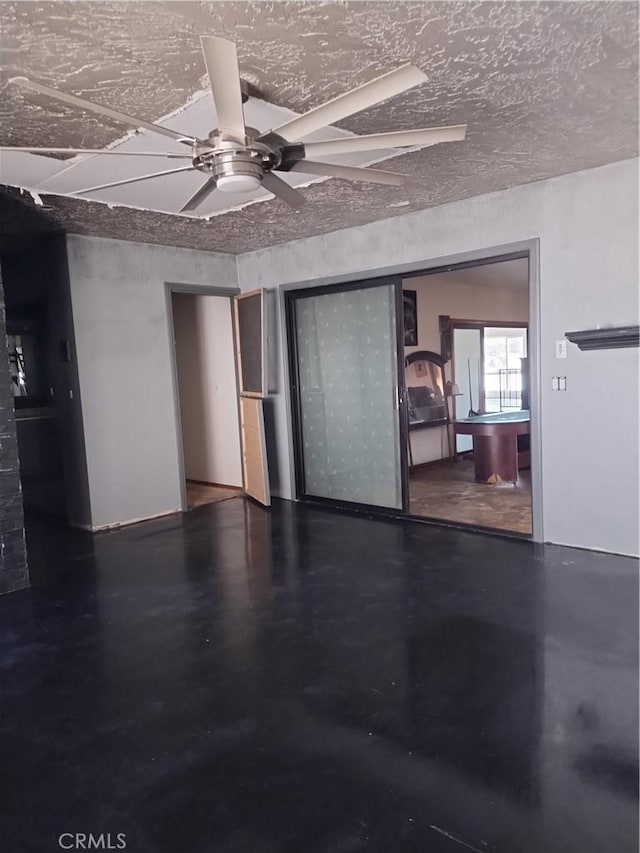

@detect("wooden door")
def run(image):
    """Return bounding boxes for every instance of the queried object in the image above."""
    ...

[239,396,270,506]
[234,289,267,397]
[233,289,270,507]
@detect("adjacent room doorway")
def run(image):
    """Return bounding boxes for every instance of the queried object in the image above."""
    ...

[169,289,243,510]
[407,256,532,535]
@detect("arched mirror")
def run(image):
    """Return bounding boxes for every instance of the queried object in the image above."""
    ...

[405,350,448,429]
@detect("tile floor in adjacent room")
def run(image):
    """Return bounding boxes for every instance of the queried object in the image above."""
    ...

[409,459,533,535]
[1,501,637,853]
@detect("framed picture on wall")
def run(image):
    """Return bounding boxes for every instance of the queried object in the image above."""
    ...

[403,290,418,346]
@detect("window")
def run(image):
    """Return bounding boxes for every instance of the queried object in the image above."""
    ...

[483,327,528,412]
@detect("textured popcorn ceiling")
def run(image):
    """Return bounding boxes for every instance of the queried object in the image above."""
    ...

[0,1,637,254]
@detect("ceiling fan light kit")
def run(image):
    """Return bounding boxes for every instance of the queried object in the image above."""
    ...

[216,174,262,193]
[4,36,466,214]
[193,136,266,194]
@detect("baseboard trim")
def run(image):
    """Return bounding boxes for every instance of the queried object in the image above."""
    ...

[75,508,181,533]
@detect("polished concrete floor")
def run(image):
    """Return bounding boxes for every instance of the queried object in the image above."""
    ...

[409,460,532,535]
[2,501,638,853]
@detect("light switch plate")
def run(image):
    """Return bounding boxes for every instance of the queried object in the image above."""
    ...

[556,339,568,358]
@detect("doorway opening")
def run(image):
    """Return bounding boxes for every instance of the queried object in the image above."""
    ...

[405,257,531,535]
[285,248,536,539]
[170,290,243,510]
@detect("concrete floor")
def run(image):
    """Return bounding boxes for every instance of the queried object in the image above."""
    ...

[1,501,638,853]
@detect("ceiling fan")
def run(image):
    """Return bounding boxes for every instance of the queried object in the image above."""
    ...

[3,36,466,213]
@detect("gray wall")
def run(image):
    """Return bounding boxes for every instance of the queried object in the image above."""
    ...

[237,158,639,557]
[66,236,237,529]
[45,235,93,527]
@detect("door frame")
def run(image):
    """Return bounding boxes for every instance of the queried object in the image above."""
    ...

[285,276,410,514]
[165,282,242,512]
[280,240,542,542]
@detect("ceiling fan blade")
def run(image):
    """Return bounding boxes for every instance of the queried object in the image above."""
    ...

[261,64,427,143]
[69,165,196,195]
[287,160,406,186]
[180,177,217,213]
[200,36,246,143]
[299,125,467,158]
[8,77,199,144]
[0,146,191,158]
[261,172,305,210]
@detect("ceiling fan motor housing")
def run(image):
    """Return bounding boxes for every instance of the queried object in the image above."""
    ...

[192,131,280,193]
